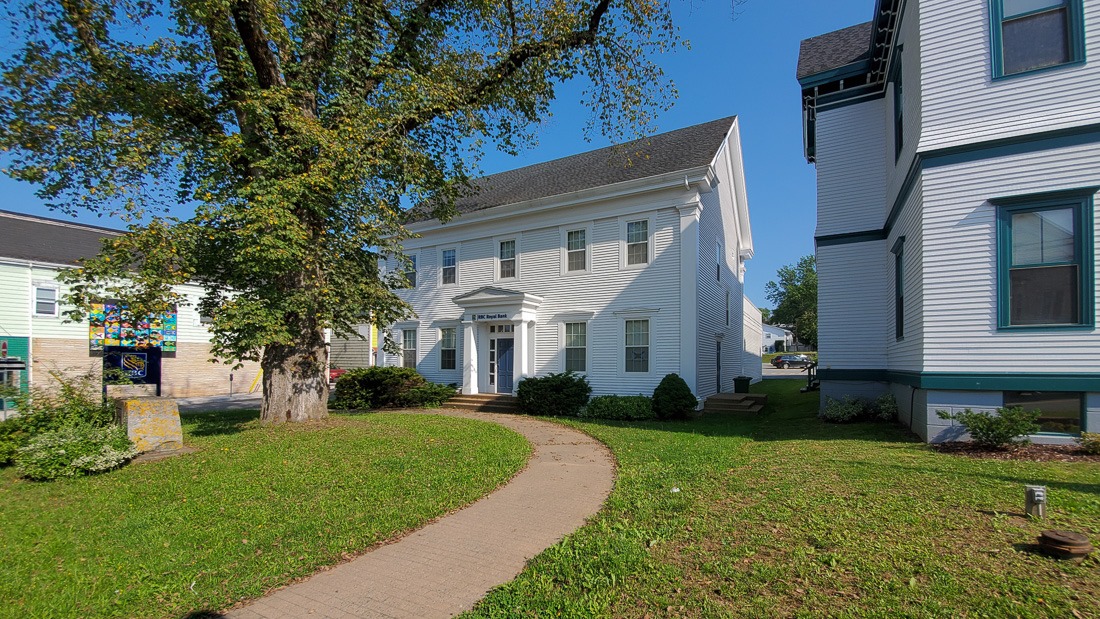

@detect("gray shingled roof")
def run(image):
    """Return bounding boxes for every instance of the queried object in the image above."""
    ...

[797,21,873,80]
[407,116,736,223]
[0,210,119,265]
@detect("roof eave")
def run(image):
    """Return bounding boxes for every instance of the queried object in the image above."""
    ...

[797,59,872,88]
[406,164,717,234]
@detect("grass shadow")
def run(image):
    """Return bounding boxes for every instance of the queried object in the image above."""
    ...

[180,409,258,437]
[180,611,225,619]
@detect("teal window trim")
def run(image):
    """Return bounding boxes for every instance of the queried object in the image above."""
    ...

[892,236,906,341]
[994,188,1096,330]
[990,0,1086,80]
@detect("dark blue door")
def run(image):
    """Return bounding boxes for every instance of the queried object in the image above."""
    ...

[497,338,515,393]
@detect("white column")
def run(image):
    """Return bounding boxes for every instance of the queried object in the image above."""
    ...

[513,318,529,393]
[678,200,702,399]
[462,321,479,395]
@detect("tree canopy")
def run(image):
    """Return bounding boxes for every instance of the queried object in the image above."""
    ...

[0,0,707,422]
[764,255,817,349]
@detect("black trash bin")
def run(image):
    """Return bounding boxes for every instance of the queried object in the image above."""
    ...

[733,376,752,394]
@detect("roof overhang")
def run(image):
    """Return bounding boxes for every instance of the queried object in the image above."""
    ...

[453,286,544,322]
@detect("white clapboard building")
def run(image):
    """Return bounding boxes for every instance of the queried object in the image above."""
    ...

[379,117,762,402]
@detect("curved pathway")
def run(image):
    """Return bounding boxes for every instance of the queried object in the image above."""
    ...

[227,410,616,619]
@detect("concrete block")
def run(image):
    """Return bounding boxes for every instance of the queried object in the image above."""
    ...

[115,397,183,453]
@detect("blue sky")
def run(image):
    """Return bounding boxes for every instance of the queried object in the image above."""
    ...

[0,0,872,308]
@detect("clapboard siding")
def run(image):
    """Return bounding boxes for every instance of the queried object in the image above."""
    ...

[815,99,889,236]
[886,178,924,371]
[887,0,923,204]
[393,204,684,396]
[742,296,763,382]
[817,241,890,369]
[696,163,745,398]
[0,263,30,337]
[921,141,1100,373]
[920,0,1100,150]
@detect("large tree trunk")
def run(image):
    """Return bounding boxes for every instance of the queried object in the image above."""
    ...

[260,329,329,424]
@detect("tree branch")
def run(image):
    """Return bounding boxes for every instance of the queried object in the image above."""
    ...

[230,0,285,89]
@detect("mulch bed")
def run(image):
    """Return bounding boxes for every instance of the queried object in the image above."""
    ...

[932,442,1100,463]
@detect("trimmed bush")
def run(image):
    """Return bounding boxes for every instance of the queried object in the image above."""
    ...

[581,395,655,421]
[652,373,697,420]
[820,396,868,423]
[330,366,454,410]
[0,370,117,466]
[516,371,591,416]
[936,406,1041,449]
[872,394,898,421]
[1077,432,1100,455]
[16,424,136,481]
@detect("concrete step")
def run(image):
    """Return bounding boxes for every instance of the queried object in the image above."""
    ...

[704,402,765,415]
[703,392,767,415]
[446,394,519,414]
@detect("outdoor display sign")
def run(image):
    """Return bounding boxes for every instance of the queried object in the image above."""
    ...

[103,347,163,395]
[89,303,177,352]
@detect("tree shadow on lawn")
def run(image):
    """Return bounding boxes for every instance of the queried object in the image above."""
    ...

[863,459,1100,496]
[180,409,258,437]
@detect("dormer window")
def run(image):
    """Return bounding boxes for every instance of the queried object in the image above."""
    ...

[992,0,1084,78]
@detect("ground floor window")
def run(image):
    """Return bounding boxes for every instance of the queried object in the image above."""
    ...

[440,327,456,370]
[564,322,586,372]
[401,329,417,368]
[1004,391,1082,434]
[625,319,649,373]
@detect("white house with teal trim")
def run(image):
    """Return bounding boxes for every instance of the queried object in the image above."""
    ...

[378,117,762,402]
[798,0,1100,442]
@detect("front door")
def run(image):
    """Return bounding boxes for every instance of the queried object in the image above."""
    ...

[497,338,515,393]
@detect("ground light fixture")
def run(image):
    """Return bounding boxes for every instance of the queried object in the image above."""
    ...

[1024,485,1047,519]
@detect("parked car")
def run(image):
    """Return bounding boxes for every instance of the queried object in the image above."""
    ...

[329,367,348,382]
[771,354,812,369]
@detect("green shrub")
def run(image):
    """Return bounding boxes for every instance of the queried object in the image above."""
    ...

[581,395,655,421]
[0,370,116,465]
[820,396,868,423]
[330,367,455,410]
[516,372,591,416]
[936,406,1041,449]
[652,373,697,420]
[873,394,898,421]
[398,383,457,408]
[1076,432,1100,455]
[16,424,136,481]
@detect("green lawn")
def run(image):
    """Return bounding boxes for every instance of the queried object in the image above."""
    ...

[467,381,1100,618]
[0,411,530,619]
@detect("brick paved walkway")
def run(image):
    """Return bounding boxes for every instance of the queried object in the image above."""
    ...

[225,410,615,619]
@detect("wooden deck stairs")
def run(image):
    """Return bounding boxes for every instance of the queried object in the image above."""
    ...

[446,393,520,414]
[703,392,768,415]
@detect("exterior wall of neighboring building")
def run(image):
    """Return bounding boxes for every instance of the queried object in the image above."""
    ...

[805,0,1100,443]
[0,259,260,399]
[919,0,1100,151]
[741,298,763,382]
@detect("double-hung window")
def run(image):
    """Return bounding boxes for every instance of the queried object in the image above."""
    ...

[625,319,650,373]
[33,285,59,317]
[403,255,417,288]
[440,327,457,370]
[566,230,586,272]
[441,249,457,285]
[995,190,1094,328]
[625,220,650,266]
[401,329,417,368]
[892,57,903,159]
[498,239,517,279]
[992,0,1085,78]
[564,322,587,372]
[892,237,906,340]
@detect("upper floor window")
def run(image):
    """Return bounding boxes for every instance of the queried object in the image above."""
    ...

[995,189,1094,329]
[402,255,417,288]
[892,237,906,340]
[498,239,517,279]
[716,240,722,282]
[625,220,650,266]
[992,0,1085,78]
[566,229,586,272]
[441,248,457,285]
[892,57,903,159]
[440,327,457,370]
[33,285,58,317]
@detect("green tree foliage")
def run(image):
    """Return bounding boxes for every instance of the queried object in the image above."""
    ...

[764,255,817,349]
[0,0,711,423]
[758,306,772,324]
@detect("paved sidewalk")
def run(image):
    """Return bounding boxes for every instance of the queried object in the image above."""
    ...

[225,410,616,619]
